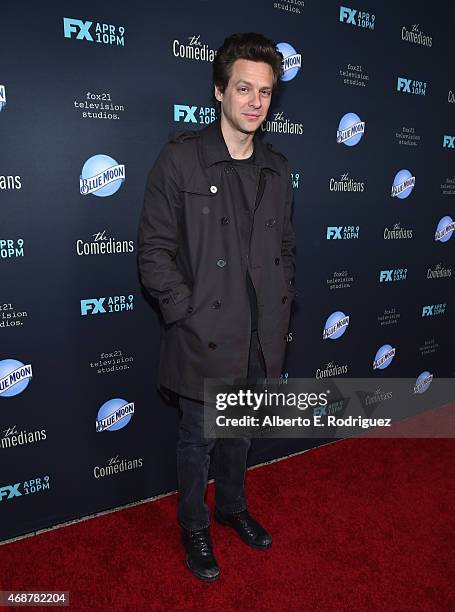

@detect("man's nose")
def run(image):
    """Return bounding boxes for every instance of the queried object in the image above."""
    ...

[249,90,262,108]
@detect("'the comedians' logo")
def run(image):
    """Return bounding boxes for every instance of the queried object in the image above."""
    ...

[96,398,134,432]
[336,112,365,146]
[0,359,32,397]
[80,154,125,197]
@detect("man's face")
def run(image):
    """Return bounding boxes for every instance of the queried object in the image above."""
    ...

[214,58,274,135]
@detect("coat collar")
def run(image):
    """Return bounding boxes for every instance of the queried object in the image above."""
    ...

[199,118,282,175]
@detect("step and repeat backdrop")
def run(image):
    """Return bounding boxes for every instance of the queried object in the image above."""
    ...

[1,0,454,541]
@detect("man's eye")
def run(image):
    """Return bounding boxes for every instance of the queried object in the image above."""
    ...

[261,90,271,97]
[239,87,248,93]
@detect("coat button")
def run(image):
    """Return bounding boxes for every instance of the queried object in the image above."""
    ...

[208,341,217,349]
[220,216,230,225]
[282,296,288,304]
[212,300,221,309]
[210,185,218,194]
[224,165,233,174]
[266,218,276,227]
[216,259,226,268]
[187,306,193,314]
[162,297,169,304]
[275,258,280,265]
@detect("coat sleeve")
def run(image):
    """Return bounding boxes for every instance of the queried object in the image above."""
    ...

[137,143,193,324]
[281,165,297,291]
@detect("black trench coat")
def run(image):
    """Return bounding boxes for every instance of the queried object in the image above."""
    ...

[137,118,296,402]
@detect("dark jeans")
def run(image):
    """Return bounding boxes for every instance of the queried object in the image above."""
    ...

[176,330,266,531]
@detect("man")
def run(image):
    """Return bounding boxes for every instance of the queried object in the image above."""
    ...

[137,32,296,581]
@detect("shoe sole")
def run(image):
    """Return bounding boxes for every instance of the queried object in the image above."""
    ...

[185,557,220,582]
[214,516,272,550]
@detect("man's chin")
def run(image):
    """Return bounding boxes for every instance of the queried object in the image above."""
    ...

[239,118,264,134]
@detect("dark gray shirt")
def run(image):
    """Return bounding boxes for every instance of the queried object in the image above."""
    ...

[230,150,259,332]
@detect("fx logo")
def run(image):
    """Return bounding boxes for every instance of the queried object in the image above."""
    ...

[422,304,445,316]
[443,135,455,148]
[0,484,21,501]
[339,6,357,24]
[174,105,197,123]
[379,270,393,282]
[63,17,93,41]
[81,298,106,315]
[397,77,411,93]
[327,226,342,239]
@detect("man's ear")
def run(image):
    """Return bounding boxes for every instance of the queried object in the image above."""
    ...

[214,84,223,102]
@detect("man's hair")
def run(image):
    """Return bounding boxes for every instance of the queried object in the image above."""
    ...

[213,32,283,95]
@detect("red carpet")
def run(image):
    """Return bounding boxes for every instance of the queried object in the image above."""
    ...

[0,437,454,611]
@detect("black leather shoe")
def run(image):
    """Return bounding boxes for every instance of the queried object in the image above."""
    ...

[181,526,220,582]
[214,508,272,550]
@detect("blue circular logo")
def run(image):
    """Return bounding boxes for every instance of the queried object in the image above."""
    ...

[336,112,365,146]
[323,311,350,340]
[96,398,134,432]
[435,215,454,243]
[414,371,433,394]
[391,169,415,199]
[80,154,125,198]
[373,344,396,370]
[276,42,302,82]
[0,359,32,397]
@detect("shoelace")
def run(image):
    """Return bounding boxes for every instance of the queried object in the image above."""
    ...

[231,512,257,536]
[189,531,213,555]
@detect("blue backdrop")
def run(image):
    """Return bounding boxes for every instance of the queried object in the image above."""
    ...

[1,0,454,542]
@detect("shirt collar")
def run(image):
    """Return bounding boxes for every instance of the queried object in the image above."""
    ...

[200,118,282,175]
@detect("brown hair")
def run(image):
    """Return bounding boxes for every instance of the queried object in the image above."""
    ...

[213,32,283,96]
